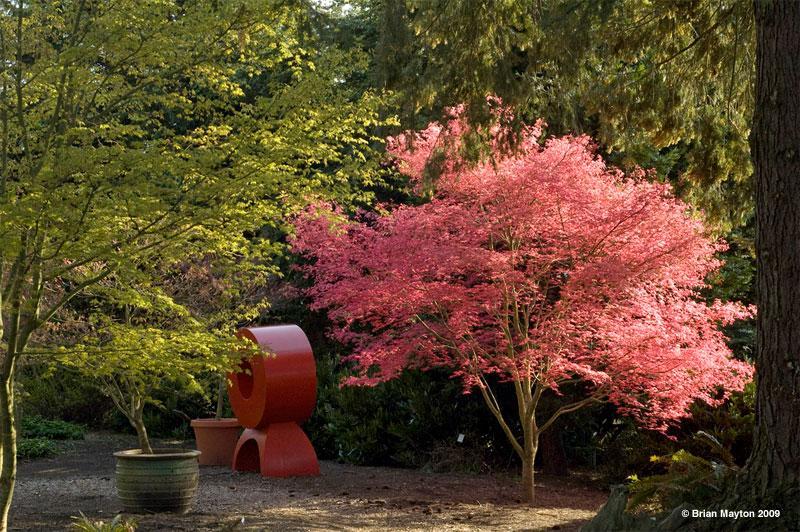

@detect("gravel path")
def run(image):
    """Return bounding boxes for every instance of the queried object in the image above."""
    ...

[13,433,605,531]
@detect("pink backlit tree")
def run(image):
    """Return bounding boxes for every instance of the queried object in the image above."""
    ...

[292,113,752,503]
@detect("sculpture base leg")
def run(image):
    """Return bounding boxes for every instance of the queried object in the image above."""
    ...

[232,423,320,477]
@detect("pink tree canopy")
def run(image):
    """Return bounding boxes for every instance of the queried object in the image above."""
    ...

[292,115,752,435]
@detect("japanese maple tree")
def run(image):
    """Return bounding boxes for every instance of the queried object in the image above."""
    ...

[292,113,752,503]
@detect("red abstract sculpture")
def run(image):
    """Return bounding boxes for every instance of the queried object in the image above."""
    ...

[228,325,320,477]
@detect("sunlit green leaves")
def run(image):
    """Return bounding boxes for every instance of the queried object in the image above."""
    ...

[0,0,394,420]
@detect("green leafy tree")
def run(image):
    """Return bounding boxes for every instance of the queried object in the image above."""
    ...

[0,1,390,529]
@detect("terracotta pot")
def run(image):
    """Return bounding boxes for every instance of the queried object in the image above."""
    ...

[190,418,241,466]
[114,448,200,513]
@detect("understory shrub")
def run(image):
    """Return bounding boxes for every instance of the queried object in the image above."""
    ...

[21,362,216,442]
[252,300,517,472]
[18,438,58,459]
[679,385,754,466]
[19,365,115,427]
[627,449,734,514]
[19,415,85,460]
[308,352,515,472]
[21,416,85,440]
[584,390,754,486]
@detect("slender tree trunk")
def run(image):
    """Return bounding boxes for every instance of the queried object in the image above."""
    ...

[0,274,6,532]
[129,393,153,455]
[0,309,25,532]
[521,429,539,504]
[729,1,800,523]
[0,367,16,532]
[215,373,225,420]
[132,415,154,455]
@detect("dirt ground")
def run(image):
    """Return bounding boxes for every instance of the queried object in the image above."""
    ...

[13,433,607,531]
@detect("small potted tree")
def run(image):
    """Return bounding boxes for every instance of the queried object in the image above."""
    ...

[61,315,245,513]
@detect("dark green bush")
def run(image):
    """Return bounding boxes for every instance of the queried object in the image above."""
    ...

[21,416,85,440]
[568,390,754,487]
[307,348,515,472]
[19,365,115,427]
[21,362,216,441]
[270,298,514,473]
[18,437,58,459]
[679,385,754,466]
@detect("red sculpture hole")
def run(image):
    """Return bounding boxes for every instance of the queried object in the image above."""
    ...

[237,360,254,399]
[234,438,260,472]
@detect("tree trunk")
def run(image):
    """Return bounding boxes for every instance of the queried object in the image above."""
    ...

[215,373,225,420]
[0,369,16,532]
[131,415,154,455]
[521,436,539,504]
[522,454,535,504]
[731,0,800,523]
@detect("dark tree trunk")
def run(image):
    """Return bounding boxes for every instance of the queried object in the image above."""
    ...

[521,447,537,505]
[539,428,569,477]
[729,1,800,526]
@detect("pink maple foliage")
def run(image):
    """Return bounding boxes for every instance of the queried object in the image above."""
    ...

[292,112,752,503]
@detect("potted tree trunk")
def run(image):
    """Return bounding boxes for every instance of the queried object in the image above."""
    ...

[61,314,242,514]
[190,374,242,466]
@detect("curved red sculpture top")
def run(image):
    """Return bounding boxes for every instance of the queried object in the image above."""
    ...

[229,325,317,428]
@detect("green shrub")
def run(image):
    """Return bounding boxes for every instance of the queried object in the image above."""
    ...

[18,438,58,459]
[21,415,85,440]
[21,363,212,440]
[623,431,739,515]
[627,449,734,514]
[680,384,754,466]
[307,349,514,471]
[19,365,115,427]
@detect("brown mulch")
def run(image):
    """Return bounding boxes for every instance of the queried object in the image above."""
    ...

[13,433,606,531]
